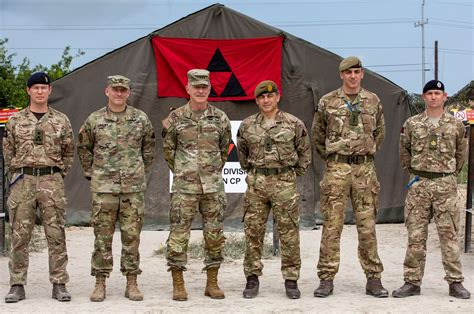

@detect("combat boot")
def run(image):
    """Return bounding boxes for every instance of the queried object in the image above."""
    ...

[5,285,25,303]
[313,280,333,298]
[52,283,71,302]
[204,267,225,299]
[366,278,389,298]
[284,280,301,299]
[449,282,471,299]
[90,275,107,302]
[125,274,143,301]
[171,270,188,301]
[242,275,259,298]
[392,282,420,298]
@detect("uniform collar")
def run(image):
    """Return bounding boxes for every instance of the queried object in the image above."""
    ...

[337,87,369,101]
[26,106,51,122]
[421,110,450,124]
[104,105,135,121]
[183,102,215,119]
[255,110,283,125]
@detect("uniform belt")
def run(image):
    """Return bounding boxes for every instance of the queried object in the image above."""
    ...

[254,166,292,176]
[327,154,374,164]
[410,169,452,179]
[18,167,61,176]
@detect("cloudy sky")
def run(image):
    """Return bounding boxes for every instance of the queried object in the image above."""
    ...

[0,0,472,94]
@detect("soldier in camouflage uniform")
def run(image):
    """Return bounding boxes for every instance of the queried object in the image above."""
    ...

[162,69,231,301]
[311,57,388,298]
[393,80,470,299]
[3,72,74,303]
[77,75,156,302]
[237,80,311,299]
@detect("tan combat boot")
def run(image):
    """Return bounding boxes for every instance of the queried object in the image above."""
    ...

[125,274,143,301]
[204,267,225,299]
[90,275,106,302]
[171,269,188,301]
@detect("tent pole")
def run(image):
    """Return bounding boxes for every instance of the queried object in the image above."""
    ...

[465,125,473,253]
[0,126,5,253]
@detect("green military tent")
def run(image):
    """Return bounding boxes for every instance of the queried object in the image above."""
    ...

[49,3,411,229]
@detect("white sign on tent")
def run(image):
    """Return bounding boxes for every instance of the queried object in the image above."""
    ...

[169,120,248,193]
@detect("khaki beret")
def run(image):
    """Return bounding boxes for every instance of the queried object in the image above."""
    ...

[254,80,279,97]
[107,75,131,89]
[187,69,210,86]
[339,56,362,72]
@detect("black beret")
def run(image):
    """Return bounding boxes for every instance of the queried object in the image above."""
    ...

[423,80,445,94]
[27,72,51,88]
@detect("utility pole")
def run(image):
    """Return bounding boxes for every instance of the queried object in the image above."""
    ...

[434,40,438,80]
[415,0,429,87]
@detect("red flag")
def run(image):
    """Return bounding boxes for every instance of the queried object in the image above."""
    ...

[151,36,283,101]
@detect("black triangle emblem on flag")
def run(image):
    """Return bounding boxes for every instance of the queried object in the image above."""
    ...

[209,87,218,97]
[207,48,246,97]
[208,48,231,71]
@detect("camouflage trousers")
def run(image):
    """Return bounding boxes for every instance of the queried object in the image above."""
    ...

[166,191,226,271]
[403,174,464,285]
[243,171,301,280]
[90,192,144,277]
[7,173,69,285]
[318,160,383,281]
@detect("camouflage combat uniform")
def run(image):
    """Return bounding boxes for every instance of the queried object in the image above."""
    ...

[77,106,155,277]
[399,111,467,285]
[312,87,385,281]
[237,110,311,280]
[162,103,231,271]
[3,107,74,285]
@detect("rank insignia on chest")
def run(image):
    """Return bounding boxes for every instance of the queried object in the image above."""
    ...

[349,110,360,126]
[429,134,437,149]
[264,137,273,152]
[33,128,44,145]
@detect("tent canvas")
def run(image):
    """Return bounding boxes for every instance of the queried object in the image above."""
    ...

[48,3,410,229]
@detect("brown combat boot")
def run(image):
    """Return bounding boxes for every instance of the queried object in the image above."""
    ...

[171,270,188,301]
[90,275,106,302]
[125,274,144,301]
[449,282,471,299]
[242,275,259,299]
[313,280,333,298]
[366,278,389,298]
[284,280,301,299]
[52,283,71,302]
[5,285,25,303]
[204,267,225,299]
[392,282,421,298]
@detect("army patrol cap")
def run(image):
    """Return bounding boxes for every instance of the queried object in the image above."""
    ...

[187,69,210,86]
[423,80,445,94]
[27,72,51,87]
[107,75,131,89]
[339,56,362,72]
[254,80,279,97]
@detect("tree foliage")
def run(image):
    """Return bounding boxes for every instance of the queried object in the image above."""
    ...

[0,38,84,108]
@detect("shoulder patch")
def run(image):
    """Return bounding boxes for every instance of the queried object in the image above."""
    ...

[302,129,307,137]
[161,128,167,138]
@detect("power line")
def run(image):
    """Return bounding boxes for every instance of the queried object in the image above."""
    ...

[376,69,432,73]
[365,63,424,67]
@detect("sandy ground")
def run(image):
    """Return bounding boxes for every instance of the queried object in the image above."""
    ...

[0,222,473,313]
